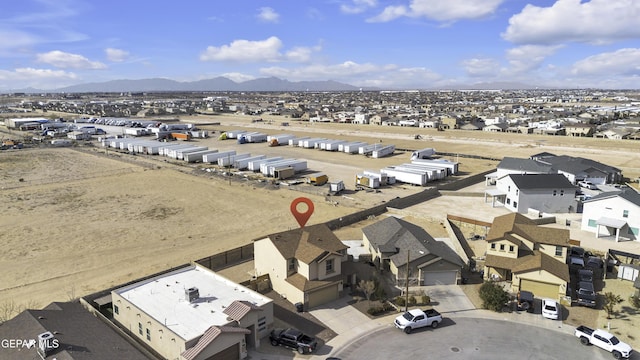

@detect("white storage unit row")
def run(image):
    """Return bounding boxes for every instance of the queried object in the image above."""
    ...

[234,155,266,170]
[380,167,428,186]
[342,142,368,154]
[203,150,236,163]
[371,145,395,158]
[218,153,251,167]
[184,149,219,163]
[248,157,284,172]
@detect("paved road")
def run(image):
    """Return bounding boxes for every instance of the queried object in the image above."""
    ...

[330,317,617,360]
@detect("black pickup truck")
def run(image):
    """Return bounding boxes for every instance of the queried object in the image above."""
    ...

[269,328,318,354]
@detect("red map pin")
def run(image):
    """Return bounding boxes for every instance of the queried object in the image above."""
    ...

[290,197,314,228]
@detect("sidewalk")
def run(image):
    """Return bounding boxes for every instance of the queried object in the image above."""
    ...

[247,285,576,360]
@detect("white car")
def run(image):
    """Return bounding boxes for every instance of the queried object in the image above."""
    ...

[542,298,560,320]
[578,181,597,190]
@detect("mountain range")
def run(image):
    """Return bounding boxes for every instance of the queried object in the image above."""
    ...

[6,77,545,93]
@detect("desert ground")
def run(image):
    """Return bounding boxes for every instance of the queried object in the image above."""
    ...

[1,112,639,335]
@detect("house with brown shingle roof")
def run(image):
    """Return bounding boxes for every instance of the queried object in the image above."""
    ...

[483,213,571,300]
[254,223,348,309]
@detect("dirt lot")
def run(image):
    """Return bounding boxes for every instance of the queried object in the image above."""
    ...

[1,112,639,345]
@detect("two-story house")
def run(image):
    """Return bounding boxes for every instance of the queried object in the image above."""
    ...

[484,213,571,300]
[495,173,576,214]
[362,216,465,286]
[581,190,640,242]
[253,223,348,309]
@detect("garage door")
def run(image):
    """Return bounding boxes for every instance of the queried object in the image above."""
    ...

[423,271,457,286]
[205,343,239,360]
[308,285,338,308]
[520,279,559,299]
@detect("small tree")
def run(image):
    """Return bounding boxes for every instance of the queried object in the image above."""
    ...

[357,279,376,306]
[478,281,510,312]
[603,292,624,319]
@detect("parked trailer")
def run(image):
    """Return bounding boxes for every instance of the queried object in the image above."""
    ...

[184,149,219,163]
[245,132,268,143]
[267,134,295,144]
[162,144,194,157]
[290,137,310,146]
[175,146,209,160]
[380,167,428,186]
[362,170,390,186]
[124,128,150,137]
[234,155,266,170]
[274,166,296,180]
[225,130,247,139]
[301,138,325,148]
[410,148,436,160]
[247,157,284,172]
[358,144,379,155]
[355,174,380,189]
[323,140,347,151]
[395,163,446,180]
[171,132,192,141]
[261,159,307,176]
[411,159,459,175]
[343,142,368,154]
[203,150,236,163]
[372,145,395,158]
[218,153,251,167]
[167,145,203,159]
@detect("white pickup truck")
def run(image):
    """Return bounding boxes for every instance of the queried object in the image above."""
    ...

[394,308,442,334]
[575,325,633,359]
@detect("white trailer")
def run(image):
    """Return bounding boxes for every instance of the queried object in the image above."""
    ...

[175,146,209,160]
[141,143,163,155]
[167,145,203,159]
[260,159,295,175]
[162,144,193,157]
[203,150,236,163]
[342,142,368,154]
[372,145,395,158]
[380,167,428,186]
[218,153,251,167]
[260,159,307,176]
[233,155,266,170]
[184,149,218,163]
[393,164,446,181]
[411,158,459,175]
[301,138,325,148]
[267,134,295,143]
[410,148,436,160]
[355,174,381,189]
[323,140,347,151]
[290,137,310,146]
[244,132,268,143]
[248,157,284,171]
[124,128,149,137]
[358,144,379,155]
[225,130,247,139]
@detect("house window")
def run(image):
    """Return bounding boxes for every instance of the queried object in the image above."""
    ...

[146,328,151,341]
[629,227,639,236]
[506,198,511,205]
[288,258,295,271]
[513,201,518,208]
[516,189,519,195]
[499,244,505,251]
[623,210,629,218]
[553,190,557,196]
[491,243,496,250]
[560,190,564,196]
[326,259,334,274]
[258,316,267,332]
[588,219,597,228]
[114,305,119,315]
[555,246,563,256]
[508,186,511,192]
[138,323,143,336]
[509,245,514,252]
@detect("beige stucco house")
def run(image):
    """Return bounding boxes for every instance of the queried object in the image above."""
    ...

[112,264,273,360]
[483,213,571,300]
[253,224,348,309]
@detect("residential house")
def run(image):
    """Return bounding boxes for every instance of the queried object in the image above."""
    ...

[565,123,595,137]
[581,190,640,242]
[369,114,389,126]
[253,223,348,309]
[483,123,509,132]
[483,213,571,300]
[0,301,149,360]
[594,128,632,139]
[494,173,576,214]
[536,155,622,184]
[362,216,465,286]
[112,264,273,360]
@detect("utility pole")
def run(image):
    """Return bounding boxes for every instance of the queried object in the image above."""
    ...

[405,249,410,312]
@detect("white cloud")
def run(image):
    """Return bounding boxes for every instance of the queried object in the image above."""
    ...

[462,58,501,77]
[368,0,504,23]
[571,48,640,76]
[0,30,38,51]
[340,0,377,14]
[105,48,129,62]
[505,45,562,73]
[503,0,640,45]
[220,72,256,83]
[0,67,78,90]
[200,37,319,63]
[36,50,107,69]
[257,7,280,23]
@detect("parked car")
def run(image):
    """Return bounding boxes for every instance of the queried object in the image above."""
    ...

[394,308,442,334]
[570,246,586,258]
[541,298,560,320]
[586,256,604,269]
[576,281,596,308]
[578,268,594,283]
[269,328,317,354]
[516,290,535,312]
[578,181,598,190]
[570,256,585,267]
[575,325,633,359]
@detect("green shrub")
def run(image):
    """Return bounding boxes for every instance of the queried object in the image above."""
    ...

[421,295,430,305]
[478,281,510,312]
[367,306,384,315]
[396,296,406,306]
[630,295,640,309]
[408,296,417,306]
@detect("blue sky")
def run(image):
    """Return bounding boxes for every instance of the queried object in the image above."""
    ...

[1,0,639,90]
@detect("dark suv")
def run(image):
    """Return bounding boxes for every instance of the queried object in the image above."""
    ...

[578,268,594,283]
[576,281,596,308]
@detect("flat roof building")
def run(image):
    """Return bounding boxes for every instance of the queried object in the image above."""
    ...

[112,264,273,360]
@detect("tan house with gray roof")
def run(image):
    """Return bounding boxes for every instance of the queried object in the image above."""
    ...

[253,224,348,309]
[483,213,571,300]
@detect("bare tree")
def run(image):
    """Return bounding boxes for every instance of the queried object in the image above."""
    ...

[603,292,624,319]
[357,279,376,306]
